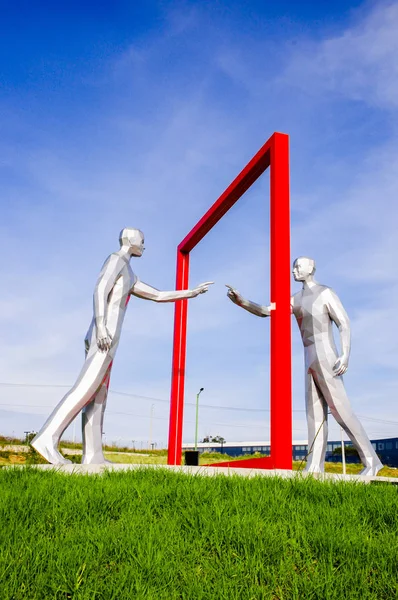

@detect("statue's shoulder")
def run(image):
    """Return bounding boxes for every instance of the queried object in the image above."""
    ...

[109,252,132,268]
[109,251,123,261]
[318,285,339,302]
[318,284,332,294]
[101,251,120,265]
[97,252,130,278]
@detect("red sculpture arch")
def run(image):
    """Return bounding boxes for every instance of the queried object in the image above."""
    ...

[167,132,292,469]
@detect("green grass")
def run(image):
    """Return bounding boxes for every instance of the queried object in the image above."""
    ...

[0,434,27,446]
[103,452,167,465]
[1,468,398,599]
[59,441,168,455]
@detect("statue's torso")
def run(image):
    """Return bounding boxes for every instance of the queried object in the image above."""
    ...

[292,285,338,363]
[86,256,137,354]
[105,261,136,334]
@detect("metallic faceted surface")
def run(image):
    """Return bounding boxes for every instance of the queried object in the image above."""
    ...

[227,256,383,477]
[32,228,212,465]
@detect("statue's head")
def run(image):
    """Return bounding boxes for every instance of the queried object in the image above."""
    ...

[293,257,316,281]
[119,228,145,257]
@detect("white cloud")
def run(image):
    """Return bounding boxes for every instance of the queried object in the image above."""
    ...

[285,2,398,110]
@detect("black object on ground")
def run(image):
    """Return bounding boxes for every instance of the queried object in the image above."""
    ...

[185,450,199,466]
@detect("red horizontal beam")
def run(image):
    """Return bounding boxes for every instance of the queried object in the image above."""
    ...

[178,136,274,253]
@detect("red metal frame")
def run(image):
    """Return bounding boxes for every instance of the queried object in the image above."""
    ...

[167,132,292,469]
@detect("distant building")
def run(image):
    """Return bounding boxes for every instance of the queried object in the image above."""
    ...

[183,437,398,467]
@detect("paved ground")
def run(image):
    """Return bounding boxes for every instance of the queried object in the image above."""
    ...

[24,463,398,484]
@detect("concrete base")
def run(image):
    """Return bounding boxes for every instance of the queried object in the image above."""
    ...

[19,463,398,484]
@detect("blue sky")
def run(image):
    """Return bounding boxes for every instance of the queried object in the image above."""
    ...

[1,0,398,448]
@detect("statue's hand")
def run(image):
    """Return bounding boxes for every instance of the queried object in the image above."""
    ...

[333,354,349,376]
[226,285,243,305]
[192,281,214,297]
[96,324,113,353]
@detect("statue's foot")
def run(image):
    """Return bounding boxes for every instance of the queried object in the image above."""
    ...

[31,435,72,465]
[303,465,324,474]
[81,454,113,465]
[359,461,383,477]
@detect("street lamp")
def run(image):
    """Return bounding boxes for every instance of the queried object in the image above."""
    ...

[194,387,204,451]
[149,403,155,450]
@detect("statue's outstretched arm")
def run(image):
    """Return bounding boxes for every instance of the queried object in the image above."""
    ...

[226,285,272,317]
[326,288,351,376]
[93,254,124,351]
[131,280,214,302]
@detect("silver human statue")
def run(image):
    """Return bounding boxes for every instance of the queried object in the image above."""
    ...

[32,228,213,465]
[226,257,383,476]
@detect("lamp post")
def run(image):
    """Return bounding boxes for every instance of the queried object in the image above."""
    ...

[194,387,204,451]
[149,403,154,450]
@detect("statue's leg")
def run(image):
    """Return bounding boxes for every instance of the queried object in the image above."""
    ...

[313,365,382,476]
[31,350,112,465]
[304,372,328,473]
[81,363,112,464]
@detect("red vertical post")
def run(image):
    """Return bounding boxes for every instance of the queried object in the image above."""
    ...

[167,250,190,465]
[270,133,292,469]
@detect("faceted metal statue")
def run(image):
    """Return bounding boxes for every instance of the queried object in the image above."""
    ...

[32,228,213,465]
[226,257,383,476]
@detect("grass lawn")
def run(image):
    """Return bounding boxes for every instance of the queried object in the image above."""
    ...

[1,467,398,599]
